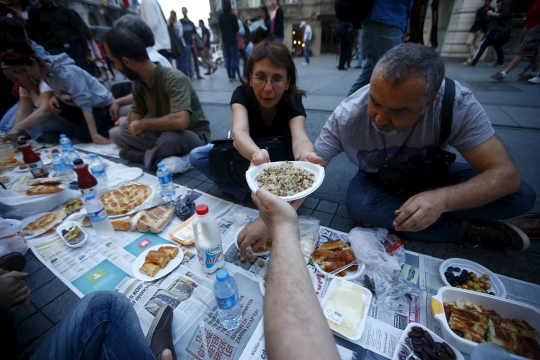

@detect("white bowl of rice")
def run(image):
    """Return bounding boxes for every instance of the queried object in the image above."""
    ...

[246,161,325,201]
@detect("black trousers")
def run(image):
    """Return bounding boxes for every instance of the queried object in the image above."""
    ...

[339,40,352,69]
[472,30,504,65]
[57,102,113,143]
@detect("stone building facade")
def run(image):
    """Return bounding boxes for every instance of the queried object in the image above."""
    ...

[57,0,137,28]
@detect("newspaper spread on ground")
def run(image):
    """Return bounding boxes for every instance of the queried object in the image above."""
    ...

[73,142,122,158]
[24,170,540,360]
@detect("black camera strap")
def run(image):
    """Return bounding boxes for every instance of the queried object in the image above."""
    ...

[440,77,455,145]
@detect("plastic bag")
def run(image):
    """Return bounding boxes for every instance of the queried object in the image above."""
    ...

[0,188,80,219]
[135,205,175,233]
[0,218,28,256]
[298,216,320,263]
[161,155,191,174]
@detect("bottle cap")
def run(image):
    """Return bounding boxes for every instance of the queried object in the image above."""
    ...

[85,193,96,201]
[17,140,25,145]
[216,269,229,283]
[60,134,66,138]
[157,162,164,168]
[91,154,97,158]
[73,159,83,166]
[196,204,208,215]
[52,153,59,158]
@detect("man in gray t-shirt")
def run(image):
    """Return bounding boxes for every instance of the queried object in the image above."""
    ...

[312,44,535,250]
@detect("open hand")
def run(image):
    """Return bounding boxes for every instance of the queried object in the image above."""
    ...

[298,151,323,164]
[109,100,119,120]
[236,217,271,256]
[250,148,270,168]
[393,191,445,232]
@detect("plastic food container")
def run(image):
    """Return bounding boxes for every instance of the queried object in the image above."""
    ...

[245,161,325,201]
[56,221,88,248]
[392,322,464,360]
[431,286,540,358]
[0,144,15,160]
[320,278,372,341]
[439,258,506,298]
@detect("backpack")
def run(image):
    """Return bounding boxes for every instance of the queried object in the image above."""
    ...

[334,0,374,29]
[168,25,184,59]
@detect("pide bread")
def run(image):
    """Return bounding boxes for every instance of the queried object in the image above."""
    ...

[26,185,64,196]
[21,209,66,235]
[99,184,151,215]
[28,177,68,186]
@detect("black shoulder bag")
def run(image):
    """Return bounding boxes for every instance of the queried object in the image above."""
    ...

[376,78,457,192]
[208,135,294,192]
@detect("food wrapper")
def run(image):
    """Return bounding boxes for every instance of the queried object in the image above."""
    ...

[168,215,199,245]
[135,205,175,234]
[299,216,320,263]
[111,216,132,232]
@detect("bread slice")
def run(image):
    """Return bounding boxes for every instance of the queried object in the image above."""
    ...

[139,262,160,277]
[26,185,64,196]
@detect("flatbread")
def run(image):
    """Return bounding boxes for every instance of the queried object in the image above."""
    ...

[99,184,151,215]
[28,177,70,186]
[26,185,65,196]
[21,209,66,236]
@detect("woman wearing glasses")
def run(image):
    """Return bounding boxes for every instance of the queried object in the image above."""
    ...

[189,41,321,200]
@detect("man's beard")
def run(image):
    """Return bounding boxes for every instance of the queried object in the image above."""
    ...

[119,65,141,81]
[370,119,398,136]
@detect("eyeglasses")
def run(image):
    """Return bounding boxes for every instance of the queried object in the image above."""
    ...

[252,75,287,87]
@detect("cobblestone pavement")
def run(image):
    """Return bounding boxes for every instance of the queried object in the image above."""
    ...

[14,56,540,358]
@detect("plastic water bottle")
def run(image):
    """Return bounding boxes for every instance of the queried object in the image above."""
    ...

[51,153,69,176]
[89,154,107,181]
[84,193,114,239]
[68,148,81,162]
[193,204,224,273]
[59,134,73,149]
[157,162,175,201]
[213,269,241,330]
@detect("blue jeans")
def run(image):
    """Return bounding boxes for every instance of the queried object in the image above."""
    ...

[347,21,404,97]
[31,291,154,360]
[304,39,311,63]
[346,163,536,243]
[222,42,239,79]
[180,46,193,78]
[189,144,248,200]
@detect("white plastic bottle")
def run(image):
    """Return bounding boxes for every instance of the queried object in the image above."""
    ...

[84,193,114,239]
[156,162,175,201]
[193,204,224,273]
[59,134,73,149]
[89,153,108,192]
[68,148,82,162]
[62,146,73,170]
[51,153,69,177]
[213,269,241,329]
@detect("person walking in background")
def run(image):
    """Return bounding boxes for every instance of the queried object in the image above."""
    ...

[337,21,353,70]
[199,20,216,75]
[169,11,185,72]
[464,0,494,65]
[233,8,248,77]
[347,0,413,97]
[354,29,363,69]
[219,0,239,82]
[491,0,540,82]
[180,6,197,81]
[269,0,284,42]
[140,0,172,63]
[249,5,271,44]
[27,0,90,72]
[467,0,514,68]
[301,21,312,65]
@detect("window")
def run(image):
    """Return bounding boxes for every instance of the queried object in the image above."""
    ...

[214,0,222,11]
[284,0,298,4]
[248,0,261,7]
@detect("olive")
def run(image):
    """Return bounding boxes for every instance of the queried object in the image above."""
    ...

[485,283,491,290]
[479,277,486,283]
[470,272,477,278]
[449,280,456,286]
[480,289,487,293]
[453,267,460,272]
[444,272,452,278]
[461,269,468,275]
[467,280,474,287]
[446,267,454,273]
[474,277,481,283]
[489,292,495,295]
[455,285,461,288]
[461,285,469,290]
[482,274,490,280]
[473,284,480,290]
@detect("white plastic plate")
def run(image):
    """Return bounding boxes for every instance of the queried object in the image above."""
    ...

[320,279,372,341]
[234,226,271,256]
[108,167,143,183]
[392,322,464,360]
[132,244,183,282]
[245,161,325,201]
[439,258,506,298]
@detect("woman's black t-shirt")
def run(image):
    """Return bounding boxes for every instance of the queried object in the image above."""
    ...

[230,85,307,140]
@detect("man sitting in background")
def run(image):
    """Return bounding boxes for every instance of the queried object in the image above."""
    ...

[103,27,210,170]
[109,14,172,125]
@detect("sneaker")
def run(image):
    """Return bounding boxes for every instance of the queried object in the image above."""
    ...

[119,147,144,163]
[528,76,540,84]
[301,62,308,65]
[517,73,534,81]
[204,72,211,75]
[489,62,504,68]
[463,220,530,250]
[213,67,218,73]
[146,306,176,360]
[463,61,475,67]
[197,76,204,80]
[490,72,505,81]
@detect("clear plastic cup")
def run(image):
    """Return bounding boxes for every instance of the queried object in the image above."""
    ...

[0,144,15,162]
